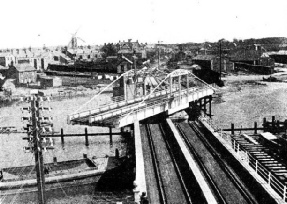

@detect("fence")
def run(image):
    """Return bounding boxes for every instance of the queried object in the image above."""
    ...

[200,116,287,202]
[230,137,287,201]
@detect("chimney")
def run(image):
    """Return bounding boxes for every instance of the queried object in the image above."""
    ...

[128,39,132,43]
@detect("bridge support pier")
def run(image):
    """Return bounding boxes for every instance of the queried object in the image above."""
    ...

[109,127,113,146]
[209,95,212,118]
[185,101,201,121]
[203,97,207,116]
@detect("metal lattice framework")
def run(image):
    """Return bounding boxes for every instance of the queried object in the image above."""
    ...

[67,67,215,127]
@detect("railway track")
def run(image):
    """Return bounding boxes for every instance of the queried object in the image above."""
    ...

[144,123,205,204]
[177,122,258,204]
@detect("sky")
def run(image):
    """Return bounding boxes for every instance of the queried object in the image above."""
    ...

[1,0,287,49]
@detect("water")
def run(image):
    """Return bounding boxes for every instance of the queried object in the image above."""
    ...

[212,81,287,130]
[0,93,127,168]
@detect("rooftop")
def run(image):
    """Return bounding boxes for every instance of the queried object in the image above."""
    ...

[13,64,36,72]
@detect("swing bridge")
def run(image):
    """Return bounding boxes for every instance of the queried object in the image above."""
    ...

[67,67,215,127]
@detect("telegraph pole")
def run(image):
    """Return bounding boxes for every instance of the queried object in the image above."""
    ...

[21,92,54,204]
[31,95,46,204]
[133,54,138,97]
[158,41,161,68]
[219,40,222,81]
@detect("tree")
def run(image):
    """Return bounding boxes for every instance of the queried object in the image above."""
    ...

[100,43,117,58]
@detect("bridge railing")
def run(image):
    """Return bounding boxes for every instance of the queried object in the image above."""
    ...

[68,84,200,123]
[230,137,287,201]
[113,87,213,126]
[201,116,287,202]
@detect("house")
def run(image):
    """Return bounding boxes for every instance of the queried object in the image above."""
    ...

[0,53,15,67]
[117,39,147,60]
[192,55,234,73]
[7,64,37,85]
[0,65,8,77]
[116,57,133,74]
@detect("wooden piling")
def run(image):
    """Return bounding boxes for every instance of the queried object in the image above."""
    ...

[263,117,266,132]
[254,122,257,134]
[109,127,113,146]
[115,149,119,158]
[61,128,64,144]
[83,153,87,159]
[231,123,235,135]
[53,157,57,165]
[272,116,275,130]
[85,128,89,146]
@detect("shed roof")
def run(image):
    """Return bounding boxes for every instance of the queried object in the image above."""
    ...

[192,55,216,61]
[14,64,36,72]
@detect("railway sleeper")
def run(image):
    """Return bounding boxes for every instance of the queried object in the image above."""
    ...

[260,161,281,164]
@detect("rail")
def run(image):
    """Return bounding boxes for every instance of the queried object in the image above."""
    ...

[190,122,257,204]
[145,124,167,204]
[159,123,193,204]
[200,116,287,202]
[176,124,227,204]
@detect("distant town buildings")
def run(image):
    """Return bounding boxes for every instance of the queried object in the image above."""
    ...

[6,64,37,85]
[0,53,15,67]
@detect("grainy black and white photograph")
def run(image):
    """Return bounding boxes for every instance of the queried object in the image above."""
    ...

[1,0,287,203]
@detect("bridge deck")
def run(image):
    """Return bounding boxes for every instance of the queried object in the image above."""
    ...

[70,89,177,126]
[69,86,213,127]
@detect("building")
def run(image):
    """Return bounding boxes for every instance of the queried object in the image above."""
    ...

[192,55,234,73]
[116,57,133,74]
[116,39,147,60]
[39,76,62,88]
[6,64,37,85]
[0,53,15,67]
[230,46,275,74]
[0,65,8,77]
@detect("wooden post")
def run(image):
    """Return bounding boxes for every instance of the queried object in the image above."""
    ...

[83,153,87,159]
[85,128,89,146]
[61,128,64,145]
[115,149,119,158]
[272,116,275,131]
[263,117,266,132]
[254,122,257,134]
[231,123,235,135]
[277,120,280,134]
[53,157,57,165]
[109,127,113,146]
